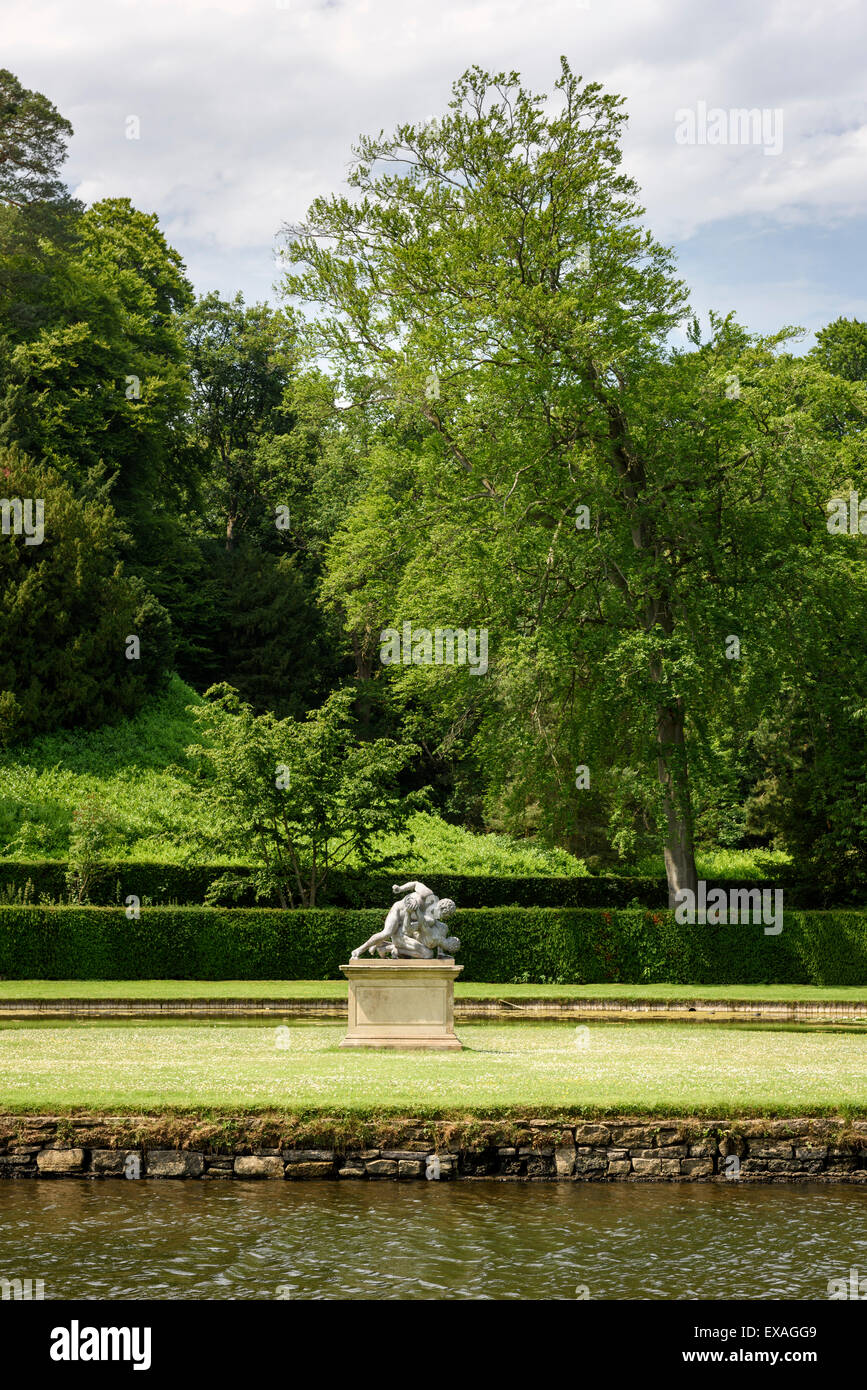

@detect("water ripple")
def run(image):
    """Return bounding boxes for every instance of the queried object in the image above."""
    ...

[1,1180,866,1300]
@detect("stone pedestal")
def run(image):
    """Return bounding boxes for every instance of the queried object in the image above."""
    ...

[339,958,463,1050]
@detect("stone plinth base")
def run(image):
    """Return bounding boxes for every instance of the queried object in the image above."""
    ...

[339,958,463,1050]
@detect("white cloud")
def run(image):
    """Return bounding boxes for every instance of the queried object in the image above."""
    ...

[5,0,866,333]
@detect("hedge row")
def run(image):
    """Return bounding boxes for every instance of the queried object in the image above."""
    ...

[1,905,865,984]
[0,860,832,909]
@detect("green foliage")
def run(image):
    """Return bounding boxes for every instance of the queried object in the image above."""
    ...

[285,60,867,898]
[169,539,343,719]
[0,683,602,872]
[2,199,194,521]
[141,293,350,714]
[371,811,589,876]
[748,680,867,899]
[186,684,418,906]
[183,291,296,547]
[0,68,74,208]
[0,85,197,748]
[810,316,867,384]
[0,903,864,984]
[0,676,206,859]
[64,796,118,904]
[631,847,792,880]
[0,449,173,744]
[0,858,833,909]
[0,877,35,905]
[0,68,81,332]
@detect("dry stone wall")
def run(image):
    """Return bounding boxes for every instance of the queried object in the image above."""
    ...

[2,1115,867,1182]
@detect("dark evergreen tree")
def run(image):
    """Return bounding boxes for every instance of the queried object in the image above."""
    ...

[0,450,173,745]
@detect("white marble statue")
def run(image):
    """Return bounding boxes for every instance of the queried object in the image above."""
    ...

[350,881,460,960]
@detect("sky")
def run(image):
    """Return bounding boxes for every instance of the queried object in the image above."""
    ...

[5,0,866,349]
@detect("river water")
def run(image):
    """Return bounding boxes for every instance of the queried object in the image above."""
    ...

[1,1180,865,1300]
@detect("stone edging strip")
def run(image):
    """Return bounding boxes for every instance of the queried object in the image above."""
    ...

[1,996,865,1020]
[2,1115,867,1183]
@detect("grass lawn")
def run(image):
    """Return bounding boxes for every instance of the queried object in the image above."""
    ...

[1,1019,865,1114]
[0,980,865,1001]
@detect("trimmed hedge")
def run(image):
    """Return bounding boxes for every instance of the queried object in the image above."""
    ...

[0,860,667,907]
[0,860,832,909]
[1,904,865,984]
[0,861,225,907]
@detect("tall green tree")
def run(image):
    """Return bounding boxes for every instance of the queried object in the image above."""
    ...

[174,293,348,713]
[285,60,867,900]
[1,71,195,531]
[0,67,74,209]
[2,198,194,521]
[0,448,173,745]
[744,316,867,894]
[0,69,82,414]
[184,292,297,550]
[810,316,867,384]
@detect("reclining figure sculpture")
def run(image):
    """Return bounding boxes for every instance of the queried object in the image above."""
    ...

[350,880,460,960]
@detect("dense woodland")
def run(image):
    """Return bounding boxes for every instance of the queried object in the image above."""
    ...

[2,61,867,903]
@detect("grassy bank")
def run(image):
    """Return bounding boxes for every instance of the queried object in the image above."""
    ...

[0,678,791,883]
[0,681,586,874]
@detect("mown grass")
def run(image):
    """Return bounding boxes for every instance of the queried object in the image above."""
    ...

[0,1020,864,1114]
[0,980,865,1001]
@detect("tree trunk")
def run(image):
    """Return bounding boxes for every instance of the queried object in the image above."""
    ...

[595,379,700,906]
[350,630,375,730]
[656,694,698,907]
[351,629,374,681]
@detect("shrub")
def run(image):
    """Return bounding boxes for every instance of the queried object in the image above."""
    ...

[0,860,830,908]
[185,685,418,906]
[0,904,864,984]
[65,797,117,904]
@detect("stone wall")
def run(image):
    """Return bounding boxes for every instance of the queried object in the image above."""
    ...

[2,1115,867,1181]
[2,997,864,1021]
